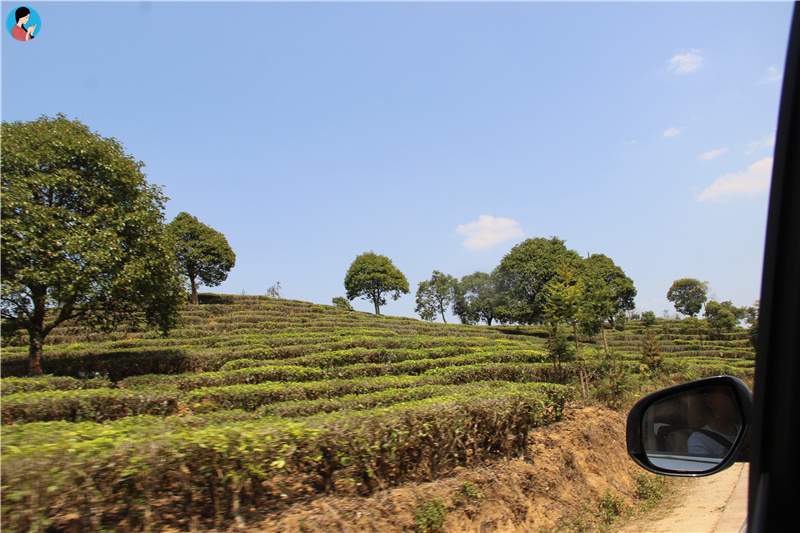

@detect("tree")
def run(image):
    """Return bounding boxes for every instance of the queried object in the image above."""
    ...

[332,296,353,311]
[582,254,637,326]
[542,262,584,352]
[344,252,409,315]
[167,212,236,305]
[666,278,708,317]
[641,311,657,327]
[1,115,184,375]
[453,271,503,325]
[494,237,582,324]
[640,328,663,372]
[415,271,457,323]
[705,300,744,337]
[744,301,759,351]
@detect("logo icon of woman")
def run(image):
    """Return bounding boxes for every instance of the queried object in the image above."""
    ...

[6,6,40,42]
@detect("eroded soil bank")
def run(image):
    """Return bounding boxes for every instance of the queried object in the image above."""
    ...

[247,405,663,532]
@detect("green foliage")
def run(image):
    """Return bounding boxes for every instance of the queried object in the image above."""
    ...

[2,387,179,424]
[344,252,409,315]
[414,498,447,533]
[167,212,235,304]
[597,491,626,525]
[2,390,564,531]
[705,300,744,337]
[0,375,111,396]
[1,115,184,374]
[667,278,708,317]
[640,329,663,373]
[592,354,635,409]
[641,311,657,327]
[415,271,457,322]
[458,481,483,502]
[583,254,637,325]
[546,328,575,369]
[744,301,759,351]
[331,296,353,311]
[454,271,503,325]
[495,237,583,324]
[634,473,666,505]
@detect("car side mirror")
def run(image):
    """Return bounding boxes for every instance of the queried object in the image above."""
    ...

[627,376,752,477]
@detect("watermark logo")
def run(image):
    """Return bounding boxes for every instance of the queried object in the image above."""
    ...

[6,5,40,42]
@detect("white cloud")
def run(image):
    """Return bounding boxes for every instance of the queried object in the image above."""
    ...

[745,134,776,155]
[667,50,703,75]
[698,157,773,202]
[663,127,682,138]
[698,147,728,161]
[456,215,523,251]
[761,66,782,84]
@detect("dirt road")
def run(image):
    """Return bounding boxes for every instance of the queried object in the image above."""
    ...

[619,463,748,533]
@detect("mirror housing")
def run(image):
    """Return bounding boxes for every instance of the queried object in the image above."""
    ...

[627,376,752,477]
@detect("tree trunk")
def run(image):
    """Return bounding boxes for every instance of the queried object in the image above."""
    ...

[190,276,199,305]
[28,331,44,376]
[573,322,580,354]
[440,309,447,323]
[487,317,493,326]
[373,297,381,315]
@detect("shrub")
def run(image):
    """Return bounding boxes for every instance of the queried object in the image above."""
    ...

[597,491,626,525]
[634,473,666,505]
[119,365,325,390]
[546,329,575,368]
[0,375,111,396]
[641,311,657,327]
[332,297,353,311]
[640,330,663,373]
[1,388,179,424]
[414,498,447,533]
[2,390,562,531]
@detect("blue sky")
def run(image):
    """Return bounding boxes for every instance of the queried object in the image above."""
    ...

[2,2,793,319]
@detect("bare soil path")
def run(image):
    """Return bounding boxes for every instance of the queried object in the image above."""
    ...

[619,464,748,533]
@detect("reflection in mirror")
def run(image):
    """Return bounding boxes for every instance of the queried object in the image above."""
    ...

[642,384,742,473]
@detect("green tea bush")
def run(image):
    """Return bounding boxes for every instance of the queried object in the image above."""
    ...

[0,375,111,396]
[119,364,325,390]
[1,388,179,424]
[2,389,564,531]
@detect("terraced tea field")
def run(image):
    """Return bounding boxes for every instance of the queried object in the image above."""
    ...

[0,295,755,531]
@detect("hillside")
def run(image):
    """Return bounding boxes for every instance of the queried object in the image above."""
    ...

[0,295,755,531]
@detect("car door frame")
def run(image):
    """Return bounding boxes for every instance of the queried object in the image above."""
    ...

[747,4,800,532]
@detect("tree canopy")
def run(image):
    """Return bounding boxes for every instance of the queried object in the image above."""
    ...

[1,115,184,374]
[494,237,582,324]
[667,278,708,317]
[453,271,504,325]
[415,271,457,322]
[705,300,745,336]
[344,252,409,315]
[166,212,236,305]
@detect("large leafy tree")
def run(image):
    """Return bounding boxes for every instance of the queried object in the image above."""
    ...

[667,278,708,317]
[167,212,236,305]
[415,270,457,322]
[344,252,409,315]
[1,116,184,375]
[582,254,637,326]
[705,300,745,336]
[454,271,503,325]
[494,237,582,324]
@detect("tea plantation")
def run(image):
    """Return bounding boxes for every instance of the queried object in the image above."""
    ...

[0,294,754,531]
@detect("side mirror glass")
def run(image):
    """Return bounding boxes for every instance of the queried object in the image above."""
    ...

[627,376,752,477]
